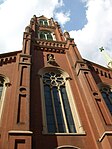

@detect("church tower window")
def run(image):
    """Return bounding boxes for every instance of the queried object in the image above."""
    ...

[39,19,48,26]
[39,30,53,41]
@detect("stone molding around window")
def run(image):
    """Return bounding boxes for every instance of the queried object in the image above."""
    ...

[98,83,112,115]
[55,145,81,149]
[38,67,85,134]
[0,74,10,122]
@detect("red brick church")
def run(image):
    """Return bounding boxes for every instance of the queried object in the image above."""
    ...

[0,15,112,149]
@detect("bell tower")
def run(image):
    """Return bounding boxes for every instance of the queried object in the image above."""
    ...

[27,15,83,66]
[28,15,86,149]
[26,15,112,149]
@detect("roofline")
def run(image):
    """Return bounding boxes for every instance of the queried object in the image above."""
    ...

[0,50,22,58]
[83,58,109,70]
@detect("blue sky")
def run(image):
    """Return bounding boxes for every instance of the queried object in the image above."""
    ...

[0,0,3,4]
[0,0,112,67]
[55,0,87,31]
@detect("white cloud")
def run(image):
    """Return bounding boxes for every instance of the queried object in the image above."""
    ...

[55,11,70,27]
[70,0,112,66]
[0,0,64,53]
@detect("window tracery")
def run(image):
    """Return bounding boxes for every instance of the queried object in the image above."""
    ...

[42,71,76,133]
[38,67,85,134]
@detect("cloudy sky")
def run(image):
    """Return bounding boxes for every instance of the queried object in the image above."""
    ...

[0,0,112,67]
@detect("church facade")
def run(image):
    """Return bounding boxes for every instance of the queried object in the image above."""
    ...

[0,15,112,149]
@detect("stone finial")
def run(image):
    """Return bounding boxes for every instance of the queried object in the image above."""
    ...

[33,15,36,18]
[25,26,32,33]
[64,30,70,39]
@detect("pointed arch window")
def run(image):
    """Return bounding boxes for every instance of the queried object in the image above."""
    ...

[0,77,4,100]
[43,72,76,133]
[39,67,85,134]
[100,86,112,114]
[0,75,9,120]
[39,19,48,26]
[39,30,53,41]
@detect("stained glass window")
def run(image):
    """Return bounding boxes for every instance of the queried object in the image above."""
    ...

[43,72,76,133]
[100,87,112,114]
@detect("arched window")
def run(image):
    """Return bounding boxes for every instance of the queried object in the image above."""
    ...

[43,72,76,133]
[0,77,4,100]
[100,86,112,114]
[39,19,48,26]
[39,67,84,134]
[39,30,53,41]
[0,75,9,119]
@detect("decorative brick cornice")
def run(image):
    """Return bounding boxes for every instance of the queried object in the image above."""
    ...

[36,39,66,48]
[0,56,16,66]
[38,24,56,29]
[84,59,112,79]
[34,39,67,54]
[94,67,112,79]
[36,46,66,54]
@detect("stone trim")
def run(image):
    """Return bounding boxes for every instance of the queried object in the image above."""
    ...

[8,130,33,135]
[98,131,112,142]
